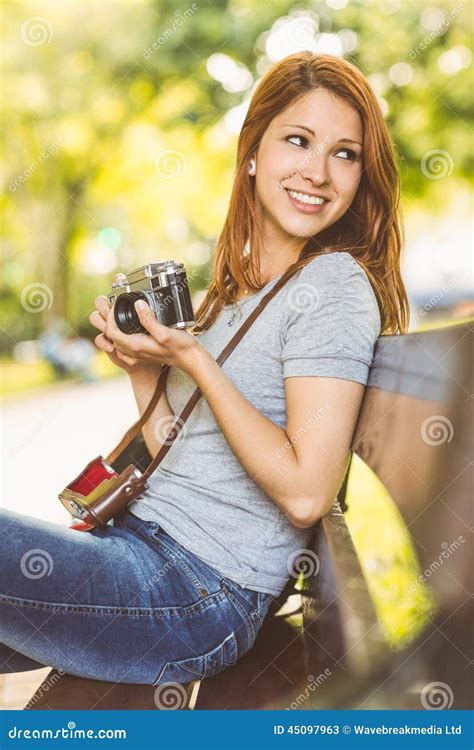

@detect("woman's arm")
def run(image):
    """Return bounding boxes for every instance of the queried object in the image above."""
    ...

[89,292,175,459]
[129,366,175,459]
[100,295,369,527]
[187,347,364,529]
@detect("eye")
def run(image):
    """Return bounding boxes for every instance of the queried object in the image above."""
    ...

[336,148,358,161]
[286,134,309,148]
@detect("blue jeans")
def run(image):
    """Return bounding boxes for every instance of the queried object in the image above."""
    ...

[0,508,272,685]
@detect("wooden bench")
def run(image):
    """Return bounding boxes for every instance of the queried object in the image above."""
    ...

[27,320,473,710]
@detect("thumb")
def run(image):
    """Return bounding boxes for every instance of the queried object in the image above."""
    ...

[134,299,165,337]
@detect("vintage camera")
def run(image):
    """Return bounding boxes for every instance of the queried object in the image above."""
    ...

[107,261,195,335]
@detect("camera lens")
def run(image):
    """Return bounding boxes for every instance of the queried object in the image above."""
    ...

[114,292,147,334]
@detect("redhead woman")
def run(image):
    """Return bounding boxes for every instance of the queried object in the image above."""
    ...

[0,52,408,686]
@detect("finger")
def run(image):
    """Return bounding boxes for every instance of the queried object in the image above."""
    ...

[114,273,127,281]
[95,295,111,319]
[104,310,152,355]
[94,333,114,353]
[115,349,138,367]
[134,300,168,341]
[89,310,107,332]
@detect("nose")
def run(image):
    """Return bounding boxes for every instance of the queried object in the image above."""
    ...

[299,147,331,186]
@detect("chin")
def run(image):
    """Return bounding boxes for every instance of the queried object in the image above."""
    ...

[280,217,329,239]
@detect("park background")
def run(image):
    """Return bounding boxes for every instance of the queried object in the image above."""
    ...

[1,0,472,708]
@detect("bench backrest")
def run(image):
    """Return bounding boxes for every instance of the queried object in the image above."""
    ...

[302,321,473,708]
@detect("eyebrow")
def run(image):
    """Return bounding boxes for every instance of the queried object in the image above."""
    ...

[282,123,362,147]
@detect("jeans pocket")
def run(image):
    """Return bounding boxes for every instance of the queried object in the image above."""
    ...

[136,526,211,599]
[153,630,239,685]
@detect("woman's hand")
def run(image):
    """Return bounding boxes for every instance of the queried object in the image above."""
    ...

[89,275,204,377]
[89,276,149,375]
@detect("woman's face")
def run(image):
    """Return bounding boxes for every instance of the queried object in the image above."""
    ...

[252,87,364,250]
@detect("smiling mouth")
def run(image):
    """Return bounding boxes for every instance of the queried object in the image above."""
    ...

[285,188,329,206]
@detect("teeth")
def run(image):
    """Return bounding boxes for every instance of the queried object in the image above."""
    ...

[288,190,325,206]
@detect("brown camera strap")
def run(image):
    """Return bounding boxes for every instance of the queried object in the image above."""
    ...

[106,263,302,477]
[106,365,170,464]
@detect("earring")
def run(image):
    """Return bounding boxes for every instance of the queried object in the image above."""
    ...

[248,158,256,176]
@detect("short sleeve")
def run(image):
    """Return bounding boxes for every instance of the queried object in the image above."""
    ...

[281,252,381,385]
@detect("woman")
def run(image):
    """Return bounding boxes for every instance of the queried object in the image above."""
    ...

[0,52,408,686]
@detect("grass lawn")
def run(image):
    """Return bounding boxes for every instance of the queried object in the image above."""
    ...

[1,352,120,400]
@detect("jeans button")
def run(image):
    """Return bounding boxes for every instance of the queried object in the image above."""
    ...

[199,588,208,598]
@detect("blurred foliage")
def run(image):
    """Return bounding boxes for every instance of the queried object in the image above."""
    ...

[1,0,472,349]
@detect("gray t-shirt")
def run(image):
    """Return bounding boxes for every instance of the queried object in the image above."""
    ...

[128,251,381,595]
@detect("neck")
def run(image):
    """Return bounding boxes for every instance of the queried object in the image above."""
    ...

[250,236,305,286]
[250,196,307,282]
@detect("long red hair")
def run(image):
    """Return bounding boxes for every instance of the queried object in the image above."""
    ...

[193,51,409,335]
